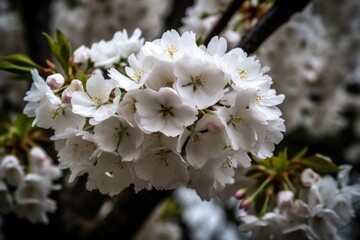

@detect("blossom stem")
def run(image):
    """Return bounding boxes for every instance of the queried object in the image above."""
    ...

[248,177,272,202]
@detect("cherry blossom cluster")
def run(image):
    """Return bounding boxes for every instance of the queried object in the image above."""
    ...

[0,147,62,223]
[239,165,360,240]
[23,29,285,200]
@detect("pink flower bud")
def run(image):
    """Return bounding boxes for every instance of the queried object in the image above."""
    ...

[277,190,294,210]
[62,79,84,103]
[29,146,52,167]
[239,198,251,210]
[74,45,91,63]
[301,168,320,187]
[235,188,246,199]
[46,73,65,89]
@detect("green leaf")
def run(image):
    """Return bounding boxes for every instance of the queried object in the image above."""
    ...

[43,29,72,76]
[0,61,33,74]
[291,147,308,161]
[0,54,41,78]
[302,155,340,174]
[274,149,288,173]
[2,54,41,68]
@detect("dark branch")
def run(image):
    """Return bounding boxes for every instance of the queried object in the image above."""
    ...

[204,0,246,45]
[238,0,311,54]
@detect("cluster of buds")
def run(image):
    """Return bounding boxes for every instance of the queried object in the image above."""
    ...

[0,114,61,223]
[235,149,360,240]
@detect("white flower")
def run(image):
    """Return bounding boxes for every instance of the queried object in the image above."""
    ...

[62,79,84,103]
[142,30,199,61]
[71,72,118,123]
[135,88,198,137]
[134,148,189,190]
[250,118,285,159]
[57,130,99,182]
[177,115,227,168]
[29,147,62,180]
[0,155,24,187]
[93,117,144,161]
[90,39,121,68]
[145,60,176,91]
[15,174,51,203]
[34,101,85,134]
[108,51,154,91]
[239,212,288,240]
[309,206,345,240]
[73,45,91,64]
[112,28,144,58]
[223,49,265,89]
[86,152,133,196]
[46,73,65,90]
[199,36,227,58]
[217,90,267,151]
[14,198,56,224]
[174,56,228,109]
[301,168,320,187]
[248,81,285,120]
[117,89,142,126]
[24,69,61,117]
[277,190,294,211]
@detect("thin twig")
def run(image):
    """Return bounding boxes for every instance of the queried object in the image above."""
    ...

[238,0,311,54]
[204,0,246,45]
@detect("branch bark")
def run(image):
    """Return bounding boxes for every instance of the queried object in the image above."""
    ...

[238,0,311,54]
[204,0,246,45]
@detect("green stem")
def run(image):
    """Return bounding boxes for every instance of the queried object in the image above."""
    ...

[248,177,272,202]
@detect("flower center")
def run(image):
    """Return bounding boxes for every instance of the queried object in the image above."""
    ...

[192,75,205,87]
[256,92,262,104]
[165,44,178,58]
[50,107,63,120]
[160,104,173,117]
[91,92,104,106]
[236,68,248,79]
[230,113,245,125]
[162,76,175,87]
[131,69,145,83]
[158,153,169,167]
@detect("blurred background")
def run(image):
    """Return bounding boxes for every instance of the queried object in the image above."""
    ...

[0,0,360,239]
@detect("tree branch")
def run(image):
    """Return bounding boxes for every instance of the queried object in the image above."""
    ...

[204,0,246,45]
[238,0,311,54]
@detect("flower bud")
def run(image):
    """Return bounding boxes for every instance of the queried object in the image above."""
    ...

[0,155,24,187]
[74,45,91,63]
[29,146,52,167]
[301,168,320,187]
[277,190,294,210]
[239,198,251,210]
[62,79,84,103]
[46,73,65,89]
[235,188,246,199]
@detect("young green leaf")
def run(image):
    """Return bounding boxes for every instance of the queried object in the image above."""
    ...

[302,155,340,174]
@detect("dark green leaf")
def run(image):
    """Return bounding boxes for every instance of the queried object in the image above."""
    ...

[274,149,288,173]
[302,156,340,174]
[2,54,41,68]
[43,30,72,76]
[291,147,308,161]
